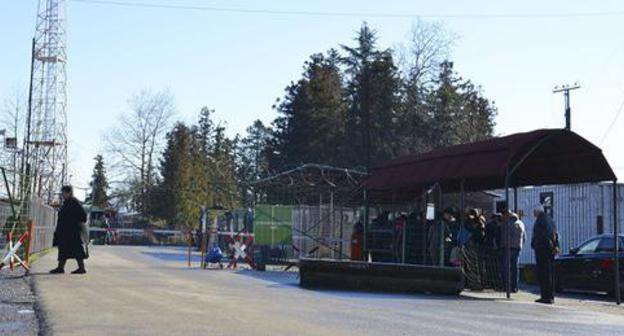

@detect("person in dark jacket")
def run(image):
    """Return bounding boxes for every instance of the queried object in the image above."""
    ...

[50,185,89,274]
[531,205,559,304]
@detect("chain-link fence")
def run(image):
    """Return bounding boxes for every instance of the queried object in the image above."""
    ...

[293,205,356,260]
[253,204,357,263]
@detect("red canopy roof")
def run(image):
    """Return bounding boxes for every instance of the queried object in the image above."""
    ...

[365,129,616,196]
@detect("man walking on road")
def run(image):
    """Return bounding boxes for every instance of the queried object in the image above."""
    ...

[50,185,89,274]
[532,205,559,304]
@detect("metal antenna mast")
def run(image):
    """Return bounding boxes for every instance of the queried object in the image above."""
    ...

[26,0,68,204]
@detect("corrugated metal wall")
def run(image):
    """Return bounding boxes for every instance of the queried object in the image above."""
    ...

[500,183,624,264]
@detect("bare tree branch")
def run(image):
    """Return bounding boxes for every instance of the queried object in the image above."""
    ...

[396,19,457,86]
[102,89,175,212]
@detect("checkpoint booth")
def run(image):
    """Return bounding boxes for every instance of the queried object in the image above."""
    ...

[300,129,621,301]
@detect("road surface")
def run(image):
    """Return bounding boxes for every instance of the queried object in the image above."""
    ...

[0,267,38,336]
[32,246,624,336]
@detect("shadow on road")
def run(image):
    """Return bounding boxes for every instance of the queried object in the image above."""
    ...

[235,269,299,288]
[234,269,499,302]
[520,283,617,304]
[141,249,204,263]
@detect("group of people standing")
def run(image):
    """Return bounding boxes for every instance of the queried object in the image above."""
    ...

[428,203,559,304]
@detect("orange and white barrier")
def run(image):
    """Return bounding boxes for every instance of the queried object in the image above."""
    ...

[0,230,31,271]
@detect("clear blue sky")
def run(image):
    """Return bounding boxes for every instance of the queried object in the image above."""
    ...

[2,0,624,193]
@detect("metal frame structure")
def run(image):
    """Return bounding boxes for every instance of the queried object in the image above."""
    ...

[252,164,367,262]
[365,129,620,303]
[26,0,68,204]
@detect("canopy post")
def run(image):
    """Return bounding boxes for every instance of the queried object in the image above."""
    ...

[614,180,620,305]
[422,190,428,265]
[401,211,407,264]
[330,190,335,258]
[504,175,511,299]
[460,180,465,229]
[363,189,369,259]
[438,185,444,267]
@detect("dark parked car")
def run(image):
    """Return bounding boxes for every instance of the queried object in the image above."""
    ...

[555,234,624,295]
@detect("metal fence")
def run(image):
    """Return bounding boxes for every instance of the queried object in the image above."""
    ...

[292,205,357,260]
[1,197,57,260]
[27,197,57,254]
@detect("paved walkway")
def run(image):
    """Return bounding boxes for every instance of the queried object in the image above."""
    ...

[32,246,624,336]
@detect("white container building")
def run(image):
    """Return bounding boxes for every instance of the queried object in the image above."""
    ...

[496,183,624,265]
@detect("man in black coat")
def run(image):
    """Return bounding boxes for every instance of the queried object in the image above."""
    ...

[50,185,89,274]
[531,205,559,304]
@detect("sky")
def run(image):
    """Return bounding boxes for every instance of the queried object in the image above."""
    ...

[1,0,624,194]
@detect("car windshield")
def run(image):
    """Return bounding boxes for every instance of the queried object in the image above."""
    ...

[577,239,600,254]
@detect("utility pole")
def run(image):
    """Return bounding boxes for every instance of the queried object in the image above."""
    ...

[553,82,580,131]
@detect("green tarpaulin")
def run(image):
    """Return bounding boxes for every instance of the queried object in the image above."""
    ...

[254,205,293,245]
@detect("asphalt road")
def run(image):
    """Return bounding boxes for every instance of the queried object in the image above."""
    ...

[0,267,38,336]
[32,246,624,336]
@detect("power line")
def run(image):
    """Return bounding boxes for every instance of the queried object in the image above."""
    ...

[70,0,624,19]
[600,96,624,145]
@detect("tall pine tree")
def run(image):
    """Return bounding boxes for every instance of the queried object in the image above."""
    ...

[158,123,203,228]
[341,23,402,170]
[237,120,272,206]
[427,61,496,149]
[86,155,109,208]
[271,51,347,170]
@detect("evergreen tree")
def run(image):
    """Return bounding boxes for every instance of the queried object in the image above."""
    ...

[427,61,496,148]
[158,123,203,228]
[396,76,432,155]
[191,107,240,211]
[237,120,272,205]
[341,23,402,169]
[86,155,109,208]
[197,106,215,154]
[271,51,347,170]
[209,124,240,209]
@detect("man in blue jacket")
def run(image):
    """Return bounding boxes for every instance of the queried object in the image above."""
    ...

[532,205,559,304]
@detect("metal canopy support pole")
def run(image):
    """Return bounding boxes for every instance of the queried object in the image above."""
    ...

[422,191,428,265]
[339,193,344,259]
[401,217,407,264]
[438,185,444,267]
[614,180,620,305]
[330,190,334,258]
[460,180,465,228]
[504,175,511,299]
[363,189,369,259]
[514,188,518,212]
[391,190,396,262]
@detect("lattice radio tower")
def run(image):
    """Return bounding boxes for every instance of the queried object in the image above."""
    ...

[25,0,68,204]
